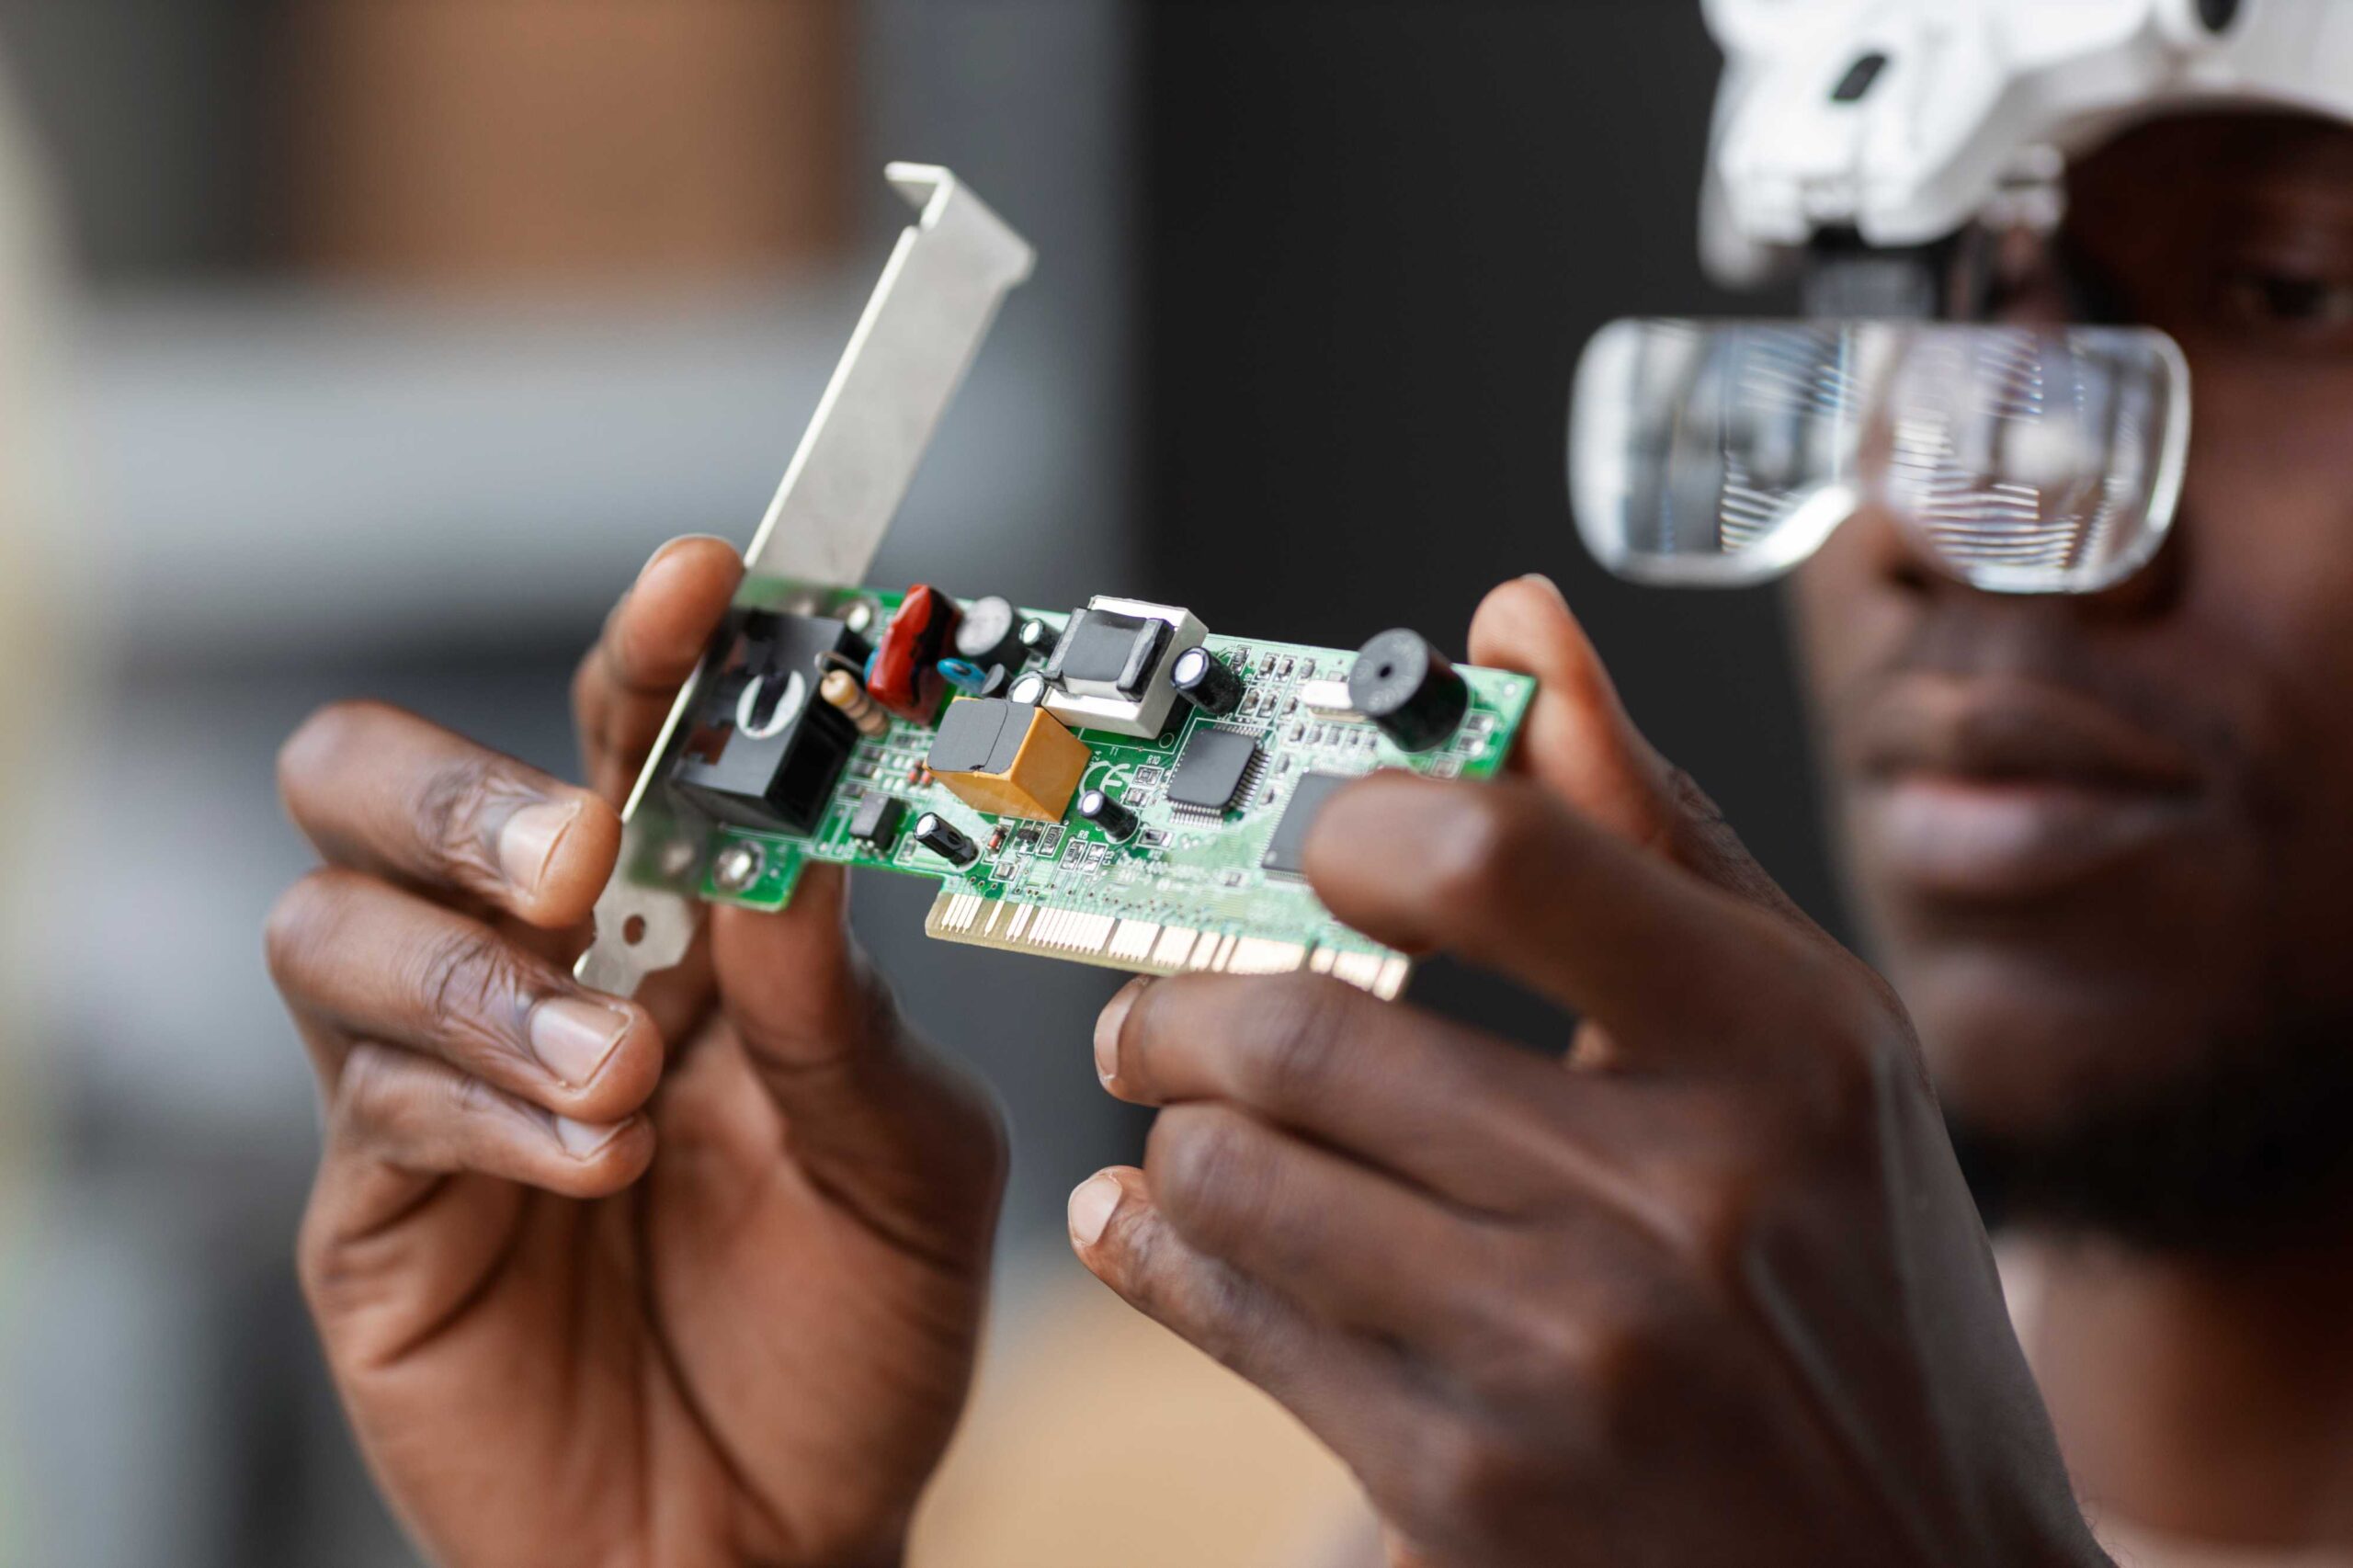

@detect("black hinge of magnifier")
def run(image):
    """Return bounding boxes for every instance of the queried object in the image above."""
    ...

[1804,222,2135,327]
[1801,228,1959,321]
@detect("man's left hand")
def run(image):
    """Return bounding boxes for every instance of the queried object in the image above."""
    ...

[1071,577,2107,1568]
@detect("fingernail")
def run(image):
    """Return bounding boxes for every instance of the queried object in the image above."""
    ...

[643,534,733,580]
[498,801,580,893]
[1068,1174,1123,1247]
[555,1116,625,1158]
[529,997,630,1085]
[1519,572,1567,605]
[1095,978,1148,1085]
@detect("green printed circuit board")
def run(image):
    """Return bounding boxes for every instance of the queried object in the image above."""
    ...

[626,580,1533,999]
[572,166,1534,1004]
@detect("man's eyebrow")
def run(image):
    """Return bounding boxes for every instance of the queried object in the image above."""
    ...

[2218,182,2353,246]
[2218,133,2353,201]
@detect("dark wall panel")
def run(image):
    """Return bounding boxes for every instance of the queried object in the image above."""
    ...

[1140,1,1848,1019]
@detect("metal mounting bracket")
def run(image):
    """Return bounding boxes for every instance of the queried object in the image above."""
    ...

[575,165,1035,997]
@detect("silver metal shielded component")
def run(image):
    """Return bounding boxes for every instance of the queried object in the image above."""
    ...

[1041,596,1209,740]
[577,165,1036,998]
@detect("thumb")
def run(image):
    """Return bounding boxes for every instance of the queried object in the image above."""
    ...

[1468,575,1812,928]
[709,864,874,1067]
[709,865,1008,1253]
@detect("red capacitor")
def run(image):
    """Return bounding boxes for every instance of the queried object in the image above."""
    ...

[870,585,961,721]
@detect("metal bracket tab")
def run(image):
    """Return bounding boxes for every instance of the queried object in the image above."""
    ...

[746,163,1037,582]
[575,165,1035,997]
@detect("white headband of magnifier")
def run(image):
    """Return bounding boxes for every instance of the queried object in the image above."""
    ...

[1703,0,2353,284]
[1571,0,2352,597]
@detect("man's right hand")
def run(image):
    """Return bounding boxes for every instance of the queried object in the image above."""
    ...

[265,537,1008,1568]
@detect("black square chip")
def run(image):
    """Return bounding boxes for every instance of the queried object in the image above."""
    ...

[849,791,906,852]
[1261,771,1350,875]
[1168,727,1260,812]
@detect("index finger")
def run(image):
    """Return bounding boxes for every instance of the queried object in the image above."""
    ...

[278,700,618,929]
[1097,971,1659,1212]
[1468,574,1818,931]
[1303,772,1804,1051]
[1469,574,1677,847]
[573,535,744,801]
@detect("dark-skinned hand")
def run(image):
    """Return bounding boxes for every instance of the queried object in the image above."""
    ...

[1072,576,2109,1568]
[266,537,1006,1568]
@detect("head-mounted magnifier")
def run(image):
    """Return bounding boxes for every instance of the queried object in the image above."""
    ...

[1569,314,2189,595]
[1554,0,2353,597]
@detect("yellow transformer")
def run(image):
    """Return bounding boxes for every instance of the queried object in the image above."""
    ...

[924,697,1092,823]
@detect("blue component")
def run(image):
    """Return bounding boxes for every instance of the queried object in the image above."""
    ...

[938,658,988,694]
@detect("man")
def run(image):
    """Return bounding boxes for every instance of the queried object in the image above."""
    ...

[262,9,2353,1568]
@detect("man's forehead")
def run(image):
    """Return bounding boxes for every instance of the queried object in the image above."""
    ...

[2080,110,2353,199]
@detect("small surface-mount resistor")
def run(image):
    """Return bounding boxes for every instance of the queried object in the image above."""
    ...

[821,669,890,737]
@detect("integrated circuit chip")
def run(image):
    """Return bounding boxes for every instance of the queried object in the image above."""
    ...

[1261,771,1352,875]
[849,791,906,852]
[1168,727,1261,812]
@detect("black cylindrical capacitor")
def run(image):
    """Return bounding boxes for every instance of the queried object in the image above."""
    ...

[1348,629,1470,752]
[1016,618,1053,658]
[954,595,1024,669]
[1076,788,1141,843]
[912,812,981,868]
[1168,644,1245,717]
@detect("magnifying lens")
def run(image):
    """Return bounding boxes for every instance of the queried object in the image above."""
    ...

[1569,319,2189,596]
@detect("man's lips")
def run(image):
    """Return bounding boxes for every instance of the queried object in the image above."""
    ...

[1847,676,2208,901]
[1853,676,2203,794]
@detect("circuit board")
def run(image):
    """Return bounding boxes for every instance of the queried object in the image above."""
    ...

[620,582,1531,999]
[573,165,1536,1005]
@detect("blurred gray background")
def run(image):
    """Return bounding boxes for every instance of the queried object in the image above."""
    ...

[0,2,1834,1562]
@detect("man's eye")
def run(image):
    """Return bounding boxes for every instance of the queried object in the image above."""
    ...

[2219,270,2353,330]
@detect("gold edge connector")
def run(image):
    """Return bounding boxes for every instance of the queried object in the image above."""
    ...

[923,889,1410,1000]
